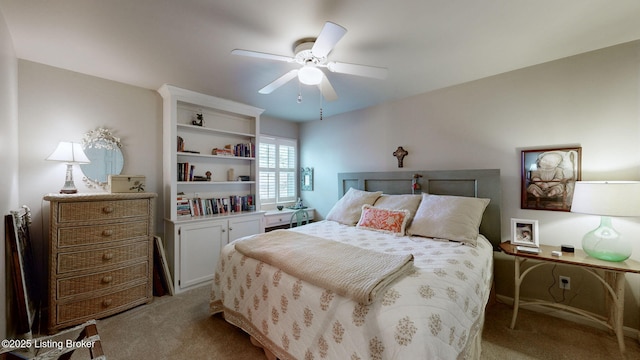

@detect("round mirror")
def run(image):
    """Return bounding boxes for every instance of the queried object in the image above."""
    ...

[80,128,124,189]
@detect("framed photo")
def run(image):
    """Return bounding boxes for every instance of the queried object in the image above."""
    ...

[521,146,581,211]
[511,218,539,247]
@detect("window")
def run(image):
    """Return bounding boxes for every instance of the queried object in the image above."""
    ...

[259,136,297,205]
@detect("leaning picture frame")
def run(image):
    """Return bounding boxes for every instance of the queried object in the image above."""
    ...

[511,218,539,247]
[521,146,581,211]
[5,206,37,336]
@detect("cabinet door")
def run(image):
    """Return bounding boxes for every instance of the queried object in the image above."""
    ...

[178,220,227,289]
[228,215,264,242]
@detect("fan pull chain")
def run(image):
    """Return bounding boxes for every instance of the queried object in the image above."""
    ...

[319,89,323,120]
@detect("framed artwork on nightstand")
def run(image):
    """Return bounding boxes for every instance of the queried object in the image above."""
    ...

[511,218,539,247]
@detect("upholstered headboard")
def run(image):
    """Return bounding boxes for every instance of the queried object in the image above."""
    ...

[338,169,502,249]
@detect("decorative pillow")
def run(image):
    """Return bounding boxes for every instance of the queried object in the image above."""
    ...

[406,193,490,246]
[357,205,410,235]
[326,188,382,225]
[373,194,422,226]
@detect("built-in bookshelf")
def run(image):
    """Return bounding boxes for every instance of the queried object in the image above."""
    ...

[158,84,266,293]
[159,84,264,221]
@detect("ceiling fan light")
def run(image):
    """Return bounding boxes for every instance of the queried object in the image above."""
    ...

[298,66,323,85]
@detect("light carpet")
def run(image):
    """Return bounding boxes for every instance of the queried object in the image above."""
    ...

[82,286,639,360]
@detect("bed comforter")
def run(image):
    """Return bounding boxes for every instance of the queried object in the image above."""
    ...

[210,220,493,360]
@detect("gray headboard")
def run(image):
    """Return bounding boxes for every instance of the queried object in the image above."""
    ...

[338,169,502,249]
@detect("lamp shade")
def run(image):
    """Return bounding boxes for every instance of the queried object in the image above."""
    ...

[46,142,90,164]
[571,181,640,262]
[571,181,640,217]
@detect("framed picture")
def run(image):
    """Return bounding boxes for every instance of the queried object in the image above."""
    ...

[301,167,313,191]
[5,206,37,336]
[521,146,581,211]
[511,218,539,247]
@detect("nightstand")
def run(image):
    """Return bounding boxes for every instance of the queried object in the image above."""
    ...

[499,242,640,354]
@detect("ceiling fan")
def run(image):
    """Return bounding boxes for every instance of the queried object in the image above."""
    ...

[232,21,388,102]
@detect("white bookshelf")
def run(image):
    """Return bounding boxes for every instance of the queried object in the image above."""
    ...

[158,84,266,293]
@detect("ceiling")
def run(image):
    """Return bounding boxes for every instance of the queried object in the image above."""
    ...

[1,1,640,122]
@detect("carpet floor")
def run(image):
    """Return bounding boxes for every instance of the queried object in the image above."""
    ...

[79,286,639,359]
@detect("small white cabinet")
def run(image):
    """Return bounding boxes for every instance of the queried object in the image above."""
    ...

[166,213,264,293]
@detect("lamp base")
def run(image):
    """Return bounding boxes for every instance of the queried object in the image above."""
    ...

[59,164,79,194]
[582,216,631,262]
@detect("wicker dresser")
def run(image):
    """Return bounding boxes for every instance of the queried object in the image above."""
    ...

[43,192,156,332]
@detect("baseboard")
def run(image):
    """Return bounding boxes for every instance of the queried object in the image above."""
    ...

[495,294,640,340]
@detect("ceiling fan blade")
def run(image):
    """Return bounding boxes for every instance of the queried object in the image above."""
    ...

[259,69,299,94]
[231,49,294,63]
[327,61,388,79]
[311,22,347,58]
[318,74,338,102]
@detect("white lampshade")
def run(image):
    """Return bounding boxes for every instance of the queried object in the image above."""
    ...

[298,65,323,85]
[571,181,640,262]
[46,141,91,164]
[46,141,90,194]
[571,181,640,217]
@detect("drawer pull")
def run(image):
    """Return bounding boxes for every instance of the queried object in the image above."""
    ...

[101,276,113,284]
[102,299,113,307]
[102,206,114,214]
[102,252,114,261]
[101,229,113,237]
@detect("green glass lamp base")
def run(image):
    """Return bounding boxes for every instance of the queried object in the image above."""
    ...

[582,216,631,262]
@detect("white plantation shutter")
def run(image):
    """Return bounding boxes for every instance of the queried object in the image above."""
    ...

[259,136,297,205]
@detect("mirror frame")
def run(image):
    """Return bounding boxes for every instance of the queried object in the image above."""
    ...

[81,127,124,190]
[301,167,313,191]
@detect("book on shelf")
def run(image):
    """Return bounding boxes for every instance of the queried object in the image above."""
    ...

[211,142,255,158]
[177,162,196,181]
[176,195,255,217]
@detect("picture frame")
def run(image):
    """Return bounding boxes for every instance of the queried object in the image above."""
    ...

[301,167,313,191]
[521,146,581,211]
[511,218,539,247]
[5,206,37,336]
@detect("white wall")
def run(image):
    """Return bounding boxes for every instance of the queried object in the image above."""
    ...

[0,8,18,339]
[17,61,163,308]
[300,40,640,330]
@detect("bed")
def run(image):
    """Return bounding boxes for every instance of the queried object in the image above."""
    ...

[210,169,501,360]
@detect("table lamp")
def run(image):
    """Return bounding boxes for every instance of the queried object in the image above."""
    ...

[46,141,91,194]
[571,181,640,262]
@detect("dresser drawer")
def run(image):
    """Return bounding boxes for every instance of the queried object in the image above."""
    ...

[57,199,149,223]
[57,242,149,274]
[57,283,149,324]
[57,262,149,298]
[58,221,149,248]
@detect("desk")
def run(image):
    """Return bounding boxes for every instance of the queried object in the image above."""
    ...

[499,242,640,354]
[264,208,315,230]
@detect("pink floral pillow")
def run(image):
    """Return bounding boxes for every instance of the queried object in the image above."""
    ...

[356,204,410,235]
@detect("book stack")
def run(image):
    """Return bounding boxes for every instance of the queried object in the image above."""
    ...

[212,145,234,156]
[177,162,195,181]
[176,195,254,217]
[212,143,255,158]
[233,142,255,158]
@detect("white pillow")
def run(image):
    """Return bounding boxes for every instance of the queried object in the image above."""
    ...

[373,194,422,226]
[406,193,490,246]
[326,188,382,225]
